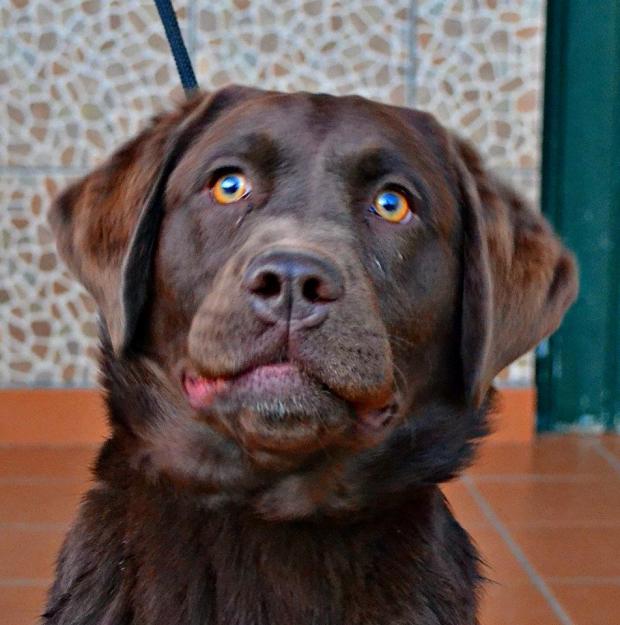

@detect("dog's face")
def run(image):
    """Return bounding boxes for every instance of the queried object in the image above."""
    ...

[150,91,464,463]
[50,87,577,518]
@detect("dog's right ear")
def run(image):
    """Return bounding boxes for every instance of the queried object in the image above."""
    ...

[49,86,259,355]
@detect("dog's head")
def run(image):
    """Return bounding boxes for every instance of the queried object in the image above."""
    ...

[50,86,577,518]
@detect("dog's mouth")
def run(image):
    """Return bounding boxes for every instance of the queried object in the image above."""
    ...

[181,362,399,461]
[183,363,306,409]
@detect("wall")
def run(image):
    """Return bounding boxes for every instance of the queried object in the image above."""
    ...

[1,0,545,389]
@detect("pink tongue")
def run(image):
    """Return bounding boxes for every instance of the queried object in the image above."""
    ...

[183,375,229,409]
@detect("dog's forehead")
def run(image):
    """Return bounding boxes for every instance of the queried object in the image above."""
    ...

[209,90,431,158]
[167,89,455,226]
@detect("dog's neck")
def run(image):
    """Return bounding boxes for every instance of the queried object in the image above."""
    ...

[88,459,482,624]
[97,345,490,521]
[62,350,488,624]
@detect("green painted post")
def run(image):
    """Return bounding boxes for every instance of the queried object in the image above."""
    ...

[538,0,620,432]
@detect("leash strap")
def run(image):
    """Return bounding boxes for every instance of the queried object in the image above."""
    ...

[153,0,198,96]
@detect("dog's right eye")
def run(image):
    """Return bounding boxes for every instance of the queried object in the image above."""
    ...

[210,172,251,204]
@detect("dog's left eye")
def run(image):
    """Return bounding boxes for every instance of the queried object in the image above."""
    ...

[211,172,251,204]
[371,189,413,224]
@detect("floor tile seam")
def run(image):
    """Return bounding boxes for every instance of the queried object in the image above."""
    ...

[0,578,51,588]
[469,474,607,483]
[545,576,620,586]
[592,440,620,477]
[502,521,620,529]
[0,522,70,531]
[461,475,576,625]
[0,444,100,450]
[0,477,88,485]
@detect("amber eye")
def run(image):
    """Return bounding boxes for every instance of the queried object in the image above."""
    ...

[371,189,412,224]
[211,172,250,204]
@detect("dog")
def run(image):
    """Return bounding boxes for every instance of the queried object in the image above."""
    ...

[43,86,577,624]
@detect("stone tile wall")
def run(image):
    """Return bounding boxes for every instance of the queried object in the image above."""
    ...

[0,0,545,387]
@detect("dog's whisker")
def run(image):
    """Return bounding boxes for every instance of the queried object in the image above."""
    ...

[339,324,418,351]
[391,362,408,394]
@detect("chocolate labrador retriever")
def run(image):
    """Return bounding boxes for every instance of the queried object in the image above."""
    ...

[43,86,577,624]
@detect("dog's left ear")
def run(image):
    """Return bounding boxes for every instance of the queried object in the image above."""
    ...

[49,86,259,355]
[451,137,578,406]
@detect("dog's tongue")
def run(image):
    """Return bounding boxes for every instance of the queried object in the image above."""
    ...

[183,374,229,409]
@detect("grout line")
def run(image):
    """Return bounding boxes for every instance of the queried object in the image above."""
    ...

[0,578,51,588]
[186,0,198,65]
[546,576,620,586]
[462,475,575,625]
[406,0,417,107]
[0,165,89,176]
[492,166,540,177]
[592,440,620,476]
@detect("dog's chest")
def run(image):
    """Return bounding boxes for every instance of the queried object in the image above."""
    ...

[128,508,468,625]
[206,521,411,625]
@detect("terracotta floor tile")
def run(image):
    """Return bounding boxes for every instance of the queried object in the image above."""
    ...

[0,528,64,580]
[0,585,48,625]
[601,436,620,462]
[441,480,489,530]
[475,479,620,525]
[470,436,614,477]
[0,441,618,625]
[479,582,564,625]
[0,481,86,525]
[509,526,620,579]
[551,583,620,625]
[468,527,530,584]
[0,446,96,481]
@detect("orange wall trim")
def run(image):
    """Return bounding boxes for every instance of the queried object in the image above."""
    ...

[488,387,535,443]
[0,389,109,445]
[0,387,535,446]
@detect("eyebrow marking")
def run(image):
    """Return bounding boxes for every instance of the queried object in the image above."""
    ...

[214,132,283,173]
[353,147,407,180]
[339,146,428,202]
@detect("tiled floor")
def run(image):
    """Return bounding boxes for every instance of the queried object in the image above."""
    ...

[0,437,618,625]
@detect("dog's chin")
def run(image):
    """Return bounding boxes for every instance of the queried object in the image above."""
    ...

[181,363,399,470]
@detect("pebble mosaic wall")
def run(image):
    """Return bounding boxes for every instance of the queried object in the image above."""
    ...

[1,176,99,386]
[1,0,545,387]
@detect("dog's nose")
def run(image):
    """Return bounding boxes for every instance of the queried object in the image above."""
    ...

[243,251,344,327]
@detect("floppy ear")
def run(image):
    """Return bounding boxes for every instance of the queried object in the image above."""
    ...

[453,137,578,406]
[49,86,259,355]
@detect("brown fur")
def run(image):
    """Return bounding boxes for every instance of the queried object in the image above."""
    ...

[44,86,577,624]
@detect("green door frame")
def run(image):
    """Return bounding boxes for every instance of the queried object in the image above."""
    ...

[537,0,620,432]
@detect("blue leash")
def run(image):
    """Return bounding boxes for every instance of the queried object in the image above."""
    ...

[153,0,198,96]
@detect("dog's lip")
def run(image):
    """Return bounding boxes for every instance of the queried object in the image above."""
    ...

[182,363,304,410]
[182,362,400,444]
